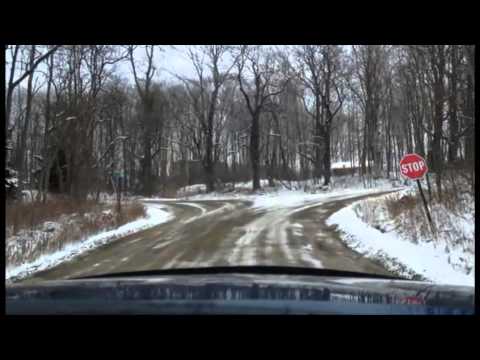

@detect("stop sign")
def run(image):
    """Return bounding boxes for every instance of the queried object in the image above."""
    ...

[400,153,428,180]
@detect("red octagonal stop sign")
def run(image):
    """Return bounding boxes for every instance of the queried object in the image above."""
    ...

[400,153,428,180]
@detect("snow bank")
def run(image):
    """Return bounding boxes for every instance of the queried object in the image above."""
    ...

[233,179,271,189]
[331,160,373,169]
[177,180,272,196]
[16,189,42,202]
[86,192,144,203]
[5,203,174,283]
[326,195,474,287]
[176,177,400,211]
[177,183,207,195]
[251,185,402,211]
[331,161,355,169]
[170,176,400,209]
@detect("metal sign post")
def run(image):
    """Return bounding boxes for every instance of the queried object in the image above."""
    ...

[399,153,436,236]
[416,179,435,235]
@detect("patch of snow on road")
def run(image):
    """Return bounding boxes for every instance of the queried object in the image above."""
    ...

[298,241,324,268]
[276,217,295,264]
[152,239,176,250]
[287,223,323,268]
[291,223,304,237]
[228,223,263,265]
[326,201,474,287]
[6,203,174,283]
[177,202,208,224]
[179,202,236,224]
[177,202,208,215]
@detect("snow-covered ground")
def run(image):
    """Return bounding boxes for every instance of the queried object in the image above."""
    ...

[177,179,272,196]
[327,188,475,287]
[330,160,373,169]
[176,177,473,287]
[86,192,144,203]
[5,203,174,283]
[173,176,402,212]
[331,161,356,169]
[177,176,401,196]
[19,189,40,202]
[9,174,472,288]
[14,190,142,203]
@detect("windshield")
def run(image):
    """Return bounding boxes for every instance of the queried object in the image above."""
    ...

[5,45,475,291]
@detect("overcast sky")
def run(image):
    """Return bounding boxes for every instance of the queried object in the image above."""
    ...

[6,45,206,89]
[6,45,349,88]
[117,45,200,84]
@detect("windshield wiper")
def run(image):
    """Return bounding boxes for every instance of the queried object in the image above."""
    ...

[72,266,408,281]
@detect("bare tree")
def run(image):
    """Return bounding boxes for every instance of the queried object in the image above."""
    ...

[176,45,237,192]
[128,45,158,196]
[236,46,291,191]
[5,45,60,146]
[5,44,474,204]
[351,45,388,180]
[295,45,345,186]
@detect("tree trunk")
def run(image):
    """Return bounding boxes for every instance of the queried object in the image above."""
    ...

[464,73,474,164]
[431,47,445,202]
[448,46,459,162]
[314,96,323,181]
[323,126,331,186]
[142,136,153,195]
[5,46,20,162]
[41,54,54,203]
[16,45,36,193]
[250,112,261,191]
[204,125,215,193]
[141,101,154,196]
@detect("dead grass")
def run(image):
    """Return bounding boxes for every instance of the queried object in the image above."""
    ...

[382,180,474,249]
[6,196,101,237]
[6,199,147,268]
[114,201,146,227]
[385,193,418,219]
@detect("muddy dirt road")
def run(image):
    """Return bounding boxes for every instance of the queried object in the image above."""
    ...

[21,191,398,284]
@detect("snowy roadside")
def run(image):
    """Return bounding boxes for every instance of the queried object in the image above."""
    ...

[5,203,174,283]
[155,177,404,212]
[326,189,474,287]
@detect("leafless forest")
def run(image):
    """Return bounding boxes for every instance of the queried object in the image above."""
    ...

[5,45,475,202]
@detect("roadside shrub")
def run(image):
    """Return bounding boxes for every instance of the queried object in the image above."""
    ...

[385,194,417,219]
[6,200,147,268]
[6,196,100,237]
[119,202,146,225]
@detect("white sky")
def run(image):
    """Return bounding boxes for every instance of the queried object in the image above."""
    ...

[6,45,204,89]
[6,45,351,89]
[117,45,200,84]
